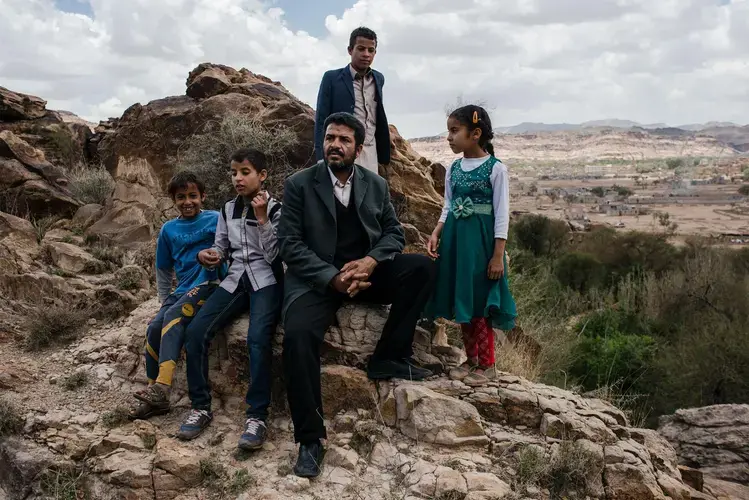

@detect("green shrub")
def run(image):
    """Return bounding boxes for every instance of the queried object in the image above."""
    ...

[555,252,605,293]
[0,397,24,437]
[178,112,299,209]
[512,214,569,257]
[665,158,684,170]
[590,186,605,197]
[738,185,749,196]
[62,371,88,391]
[571,309,656,392]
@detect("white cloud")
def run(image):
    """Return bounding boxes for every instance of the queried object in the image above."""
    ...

[1,0,747,138]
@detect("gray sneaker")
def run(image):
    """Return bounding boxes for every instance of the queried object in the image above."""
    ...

[176,409,212,441]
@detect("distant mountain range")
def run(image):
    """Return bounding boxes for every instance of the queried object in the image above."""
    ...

[492,120,743,134]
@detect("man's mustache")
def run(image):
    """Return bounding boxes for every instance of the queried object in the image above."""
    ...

[327,148,344,157]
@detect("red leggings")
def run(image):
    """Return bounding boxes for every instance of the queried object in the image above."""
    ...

[460,318,495,367]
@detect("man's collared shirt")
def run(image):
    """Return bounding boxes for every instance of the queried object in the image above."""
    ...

[350,64,379,174]
[329,167,354,207]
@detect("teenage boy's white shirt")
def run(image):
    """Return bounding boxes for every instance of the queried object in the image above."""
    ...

[438,155,510,239]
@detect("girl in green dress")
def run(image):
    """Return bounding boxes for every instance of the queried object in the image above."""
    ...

[426,105,517,386]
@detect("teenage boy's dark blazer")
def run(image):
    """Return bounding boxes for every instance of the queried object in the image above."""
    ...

[278,160,404,319]
[314,66,391,165]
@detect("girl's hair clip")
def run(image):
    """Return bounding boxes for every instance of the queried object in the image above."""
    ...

[472,111,479,123]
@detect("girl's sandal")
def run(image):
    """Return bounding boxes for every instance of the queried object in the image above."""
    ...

[464,366,495,387]
[449,362,477,381]
[133,385,170,412]
[128,400,169,421]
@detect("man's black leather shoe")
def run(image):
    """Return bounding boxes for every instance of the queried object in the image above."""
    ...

[293,441,325,478]
[367,359,431,380]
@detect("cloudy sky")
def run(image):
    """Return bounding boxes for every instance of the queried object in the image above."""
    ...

[1,0,747,137]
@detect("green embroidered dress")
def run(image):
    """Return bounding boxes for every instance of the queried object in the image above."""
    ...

[427,156,517,330]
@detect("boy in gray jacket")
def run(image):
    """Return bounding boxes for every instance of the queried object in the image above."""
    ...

[176,148,283,451]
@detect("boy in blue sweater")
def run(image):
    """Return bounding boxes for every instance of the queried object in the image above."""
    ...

[129,171,224,420]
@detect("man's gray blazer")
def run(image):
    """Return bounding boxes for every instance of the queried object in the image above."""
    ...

[278,160,405,319]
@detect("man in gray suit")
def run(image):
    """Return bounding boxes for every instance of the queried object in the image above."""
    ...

[279,112,436,478]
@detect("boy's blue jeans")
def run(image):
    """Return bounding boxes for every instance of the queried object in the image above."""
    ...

[184,275,282,421]
[145,284,217,386]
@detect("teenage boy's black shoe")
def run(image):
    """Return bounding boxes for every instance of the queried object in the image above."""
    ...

[366,359,431,381]
[293,441,325,478]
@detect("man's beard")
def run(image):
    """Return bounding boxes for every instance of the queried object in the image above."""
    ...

[326,148,356,172]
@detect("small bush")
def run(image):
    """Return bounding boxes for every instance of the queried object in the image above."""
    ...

[738,185,749,196]
[590,186,605,197]
[612,184,633,197]
[48,127,81,168]
[512,214,569,257]
[228,469,256,495]
[200,457,226,482]
[51,267,77,278]
[24,305,89,351]
[116,267,143,291]
[545,440,601,496]
[39,467,87,500]
[89,243,125,267]
[30,215,59,243]
[516,445,545,487]
[140,434,157,450]
[0,397,24,437]
[555,252,606,293]
[178,112,300,209]
[665,158,684,170]
[67,165,115,205]
[101,407,129,428]
[62,371,88,391]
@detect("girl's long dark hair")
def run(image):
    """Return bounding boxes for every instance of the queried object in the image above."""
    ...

[449,104,495,156]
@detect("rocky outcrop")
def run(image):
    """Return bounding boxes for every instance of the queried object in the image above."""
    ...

[0,130,80,218]
[93,63,315,245]
[658,404,749,485]
[0,86,47,120]
[0,86,93,168]
[1,296,694,500]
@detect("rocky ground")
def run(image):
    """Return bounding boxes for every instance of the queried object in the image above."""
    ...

[2,295,737,500]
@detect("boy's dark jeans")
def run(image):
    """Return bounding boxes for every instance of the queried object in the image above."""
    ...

[184,275,282,421]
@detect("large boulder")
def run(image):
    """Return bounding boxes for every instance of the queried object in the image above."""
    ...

[0,212,39,274]
[658,404,749,485]
[0,130,80,218]
[0,87,93,167]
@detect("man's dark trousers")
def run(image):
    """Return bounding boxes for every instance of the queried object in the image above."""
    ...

[282,253,435,444]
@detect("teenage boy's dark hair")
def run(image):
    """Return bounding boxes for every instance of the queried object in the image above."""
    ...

[323,112,365,148]
[167,171,205,198]
[349,26,377,49]
[230,148,268,173]
[448,104,496,157]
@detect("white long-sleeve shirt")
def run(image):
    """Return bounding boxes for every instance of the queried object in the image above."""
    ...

[438,155,510,239]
